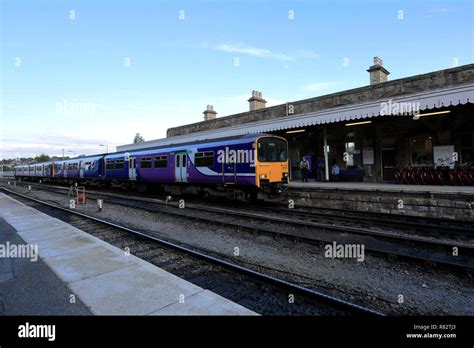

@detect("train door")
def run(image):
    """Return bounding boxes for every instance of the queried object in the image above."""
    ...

[100,158,105,178]
[79,161,84,178]
[175,152,188,182]
[222,160,236,184]
[128,157,137,181]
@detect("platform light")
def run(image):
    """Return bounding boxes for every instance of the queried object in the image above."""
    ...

[286,129,306,134]
[413,110,451,119]
[345,121,372,127]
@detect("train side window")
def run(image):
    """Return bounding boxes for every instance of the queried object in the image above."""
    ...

[106,160,114,170]
[115,160,124,169]
[195,151,214,167]
[140,157,152,169]
[154,155,167,168]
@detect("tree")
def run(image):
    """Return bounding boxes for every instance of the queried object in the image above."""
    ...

[35,154,51,162]
[134,133,145,144]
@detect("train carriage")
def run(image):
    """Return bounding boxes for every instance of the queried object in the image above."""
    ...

[122,133,288,198]
[53,155,104,183]
[14,133,288,200]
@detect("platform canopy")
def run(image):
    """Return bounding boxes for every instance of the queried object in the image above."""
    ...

[117,83,473,152]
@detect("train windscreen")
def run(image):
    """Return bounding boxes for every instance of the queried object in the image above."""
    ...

[257,138,288,162]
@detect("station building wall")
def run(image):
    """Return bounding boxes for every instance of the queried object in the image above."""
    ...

[273,103,473,182]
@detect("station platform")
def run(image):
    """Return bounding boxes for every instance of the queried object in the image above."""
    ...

[288,181,474,195]
[0,193,257,315]
[286,181,474,221]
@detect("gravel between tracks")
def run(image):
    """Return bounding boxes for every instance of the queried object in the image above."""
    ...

[6,185,474,315]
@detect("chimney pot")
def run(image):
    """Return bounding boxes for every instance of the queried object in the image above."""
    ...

[373,56,383,66]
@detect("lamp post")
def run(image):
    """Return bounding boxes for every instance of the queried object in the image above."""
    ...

[99,144,109,153]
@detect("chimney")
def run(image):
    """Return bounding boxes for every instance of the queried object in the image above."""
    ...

[367,56,390,85]
[248,90,267,111]
[203,104,217,121]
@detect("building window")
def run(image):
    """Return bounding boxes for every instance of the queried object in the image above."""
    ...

[154,155,168,168]
[411,136,433,165]
[195,151,214,167]
[344,141,362,168]
[140,157,152,169]
[460,132,474,165]
[106,160,114,170]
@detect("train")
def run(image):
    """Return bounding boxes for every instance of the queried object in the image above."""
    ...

[13,133,289,200]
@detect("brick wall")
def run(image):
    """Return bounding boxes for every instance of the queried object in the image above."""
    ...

[285,187,474,221]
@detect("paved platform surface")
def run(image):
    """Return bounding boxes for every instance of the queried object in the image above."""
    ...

[0,193,257,315]
[0,217,92,315]
[288,181,474,194]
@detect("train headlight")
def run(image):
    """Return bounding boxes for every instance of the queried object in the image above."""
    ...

[283,172,288,177]
[259,174,267,179]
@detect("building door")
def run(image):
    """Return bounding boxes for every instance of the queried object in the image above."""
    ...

[175,153,188,182]
[381,148,396,181]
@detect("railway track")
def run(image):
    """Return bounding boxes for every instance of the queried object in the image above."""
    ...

[1,187,384,316]
[5,178,473,233]
[3,180,474,272]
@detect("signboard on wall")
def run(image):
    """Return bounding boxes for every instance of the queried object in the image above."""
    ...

[433,145,455,169]
[362,148,374,165]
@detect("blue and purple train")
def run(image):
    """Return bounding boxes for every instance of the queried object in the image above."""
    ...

[14,134,289,199]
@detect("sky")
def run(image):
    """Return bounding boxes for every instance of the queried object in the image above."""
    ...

[1,0,473,159]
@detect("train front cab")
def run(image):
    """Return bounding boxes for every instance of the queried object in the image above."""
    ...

[255,135,289,195]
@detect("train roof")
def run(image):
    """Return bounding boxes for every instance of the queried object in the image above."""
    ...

[54,155,104,164]
[105,133,278,158]
[14,133,285,166]
[123,133,272,153]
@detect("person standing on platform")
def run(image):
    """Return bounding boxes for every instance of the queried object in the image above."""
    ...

[300,157,309,182]
[316,157,325,182]
[331,163,340,181]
